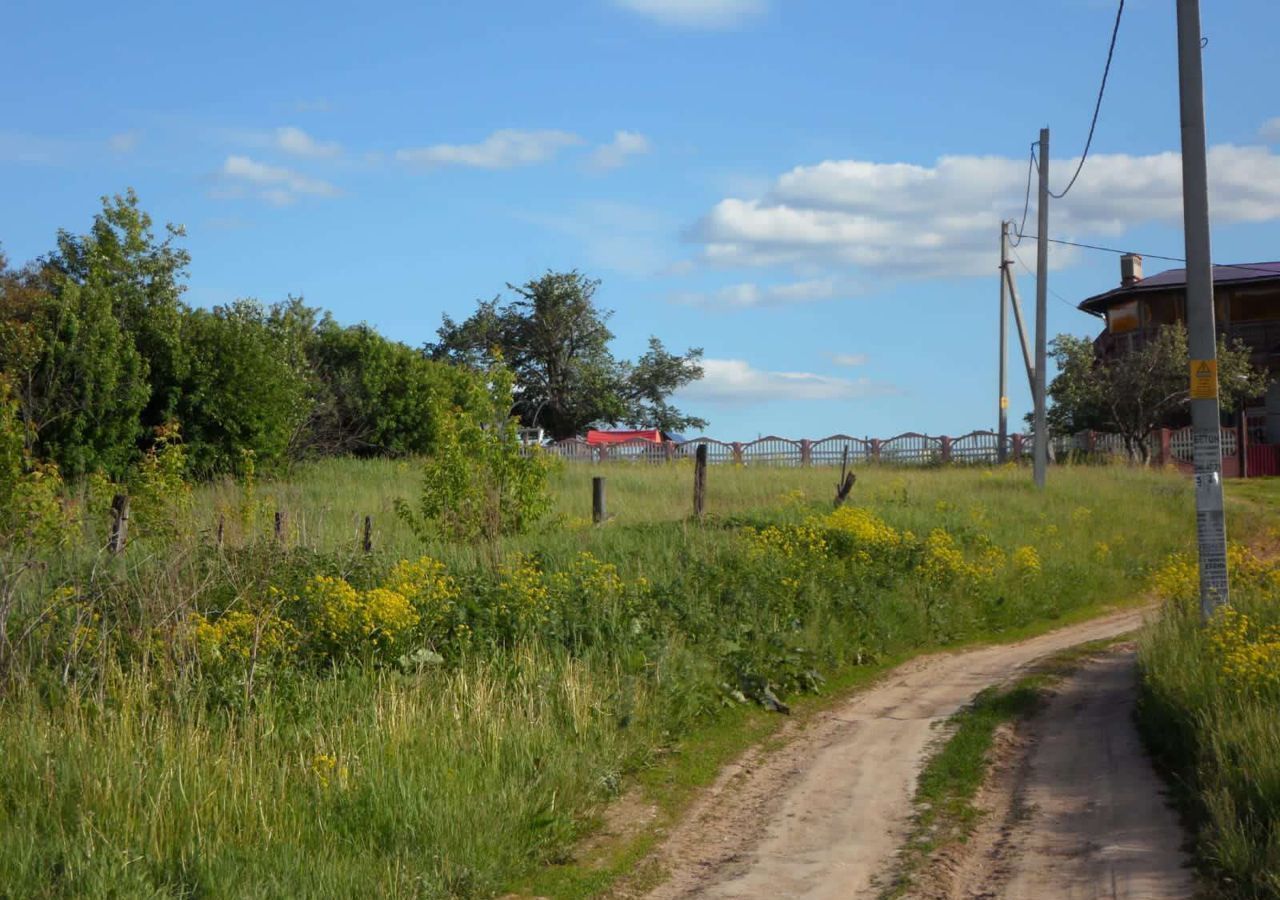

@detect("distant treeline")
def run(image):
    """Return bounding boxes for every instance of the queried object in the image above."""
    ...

[0,191,704,479]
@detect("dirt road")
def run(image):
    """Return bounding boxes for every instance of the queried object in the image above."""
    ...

[633,607,1189,900]
[937,647,1193,900]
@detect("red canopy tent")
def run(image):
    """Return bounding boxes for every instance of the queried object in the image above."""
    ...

[585,429,663,445]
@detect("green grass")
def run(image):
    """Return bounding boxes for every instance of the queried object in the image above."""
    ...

[0,462,1201,898]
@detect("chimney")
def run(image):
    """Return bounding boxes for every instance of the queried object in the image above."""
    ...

[1120,253,1143,287]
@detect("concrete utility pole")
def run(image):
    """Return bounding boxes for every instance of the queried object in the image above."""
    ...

[1033,128,1050,488]
[1176,0,1230,619]
[998,222,1010,462]
[1004,255,1036,397]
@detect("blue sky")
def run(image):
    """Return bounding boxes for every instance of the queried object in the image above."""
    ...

[3,0,1279,439]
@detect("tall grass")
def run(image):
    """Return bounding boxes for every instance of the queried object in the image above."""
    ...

[0,462,1196,897]
[1139,544,1280,898]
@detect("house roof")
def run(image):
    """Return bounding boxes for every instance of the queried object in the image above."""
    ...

[1078,262,1280,315]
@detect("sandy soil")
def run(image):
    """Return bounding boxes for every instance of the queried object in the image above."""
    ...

[624,607,1179,900]
[932,647,1193,900]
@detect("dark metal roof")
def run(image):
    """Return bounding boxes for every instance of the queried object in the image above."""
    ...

[1078,262,1280,314]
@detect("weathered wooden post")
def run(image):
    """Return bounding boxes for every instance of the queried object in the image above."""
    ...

[870,438,882,463]
[940,436,952,464]
[800,439,812,467]
[108,494,129,555]
[693,444,708,519]
[834,446,856,508]
[363,515,373,553]
[731,442,743,465]
[592,477,606,525]
[216,514,225,549]
[274,511,286,545]
[1011,434,1024,460]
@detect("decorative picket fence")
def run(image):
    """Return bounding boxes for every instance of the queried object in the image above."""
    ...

[530,425,1246,472]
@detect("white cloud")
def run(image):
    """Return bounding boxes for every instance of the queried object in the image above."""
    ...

[671,278,840,309]
[218,155,340,205]
[828,352,868,367]
[274,126,340,158]
[1262,118,1280,144]
[107,131,141,153]
[613,0,766,29]
[690,144,1280,277]
[589,130,652,170]
[396,129,582,169]
[679,358,899,405]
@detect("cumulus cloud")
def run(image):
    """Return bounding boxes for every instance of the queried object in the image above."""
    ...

[217,155,340,205]
[689,144,1280,277]
[589,130,652,170]
[613,0,766,29]
[396,129,582,169]
[679,358,899,404]
[828,352,868,367]
[274,126,341,158]
[671,278,840,309]
[107,131,141,153]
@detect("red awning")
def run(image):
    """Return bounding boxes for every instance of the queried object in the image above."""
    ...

[585,429,663,445]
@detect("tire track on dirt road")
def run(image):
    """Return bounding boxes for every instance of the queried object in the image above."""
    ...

[628,606,1177,900]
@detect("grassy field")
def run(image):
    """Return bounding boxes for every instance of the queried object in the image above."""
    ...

[0,459,1205,897]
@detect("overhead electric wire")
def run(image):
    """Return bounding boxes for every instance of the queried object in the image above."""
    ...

[1009,245,1078,311]
[1009,143,1037,247]
[1011,235,1280,277]
[1049,0,1125,199]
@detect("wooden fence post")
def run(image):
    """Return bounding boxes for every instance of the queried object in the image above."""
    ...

[592,477,607,525]
[215,514,225,549]
[693,444,707,519]
[731,442,743,465]
[108,494,129,555]
[1011,434,1023,460]
[870,439,882,463]
[1159,428,1173,468]
[800,439,812,467]
[940,436,952,464]
[274,511,286,545]
[363,515,373,553]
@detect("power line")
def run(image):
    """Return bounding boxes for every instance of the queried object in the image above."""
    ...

[1050,0,1125,199]
[1009,143,1037,247]
[1009,245,1078,311]
[1012,235,1280,277]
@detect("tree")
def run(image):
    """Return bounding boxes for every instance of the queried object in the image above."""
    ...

[1046,324,1269,461]
[304,317,484,457]
[175,300,313,474]
[428,271,705,439]
[0,255,149,476]
[50,190,190,436]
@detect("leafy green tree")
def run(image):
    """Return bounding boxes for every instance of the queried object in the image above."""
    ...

[305,318,483,457]
[175,300,313,474]
[395,363,551,545]
[1046,324,1269,461]
[429,271,705,439]
[50,190,190,435]
[0,256,149,476]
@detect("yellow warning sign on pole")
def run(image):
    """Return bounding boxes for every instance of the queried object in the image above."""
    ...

[1190,359,1218,400]
[1000,396,1009,410]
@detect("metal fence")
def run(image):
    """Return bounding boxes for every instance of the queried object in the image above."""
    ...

[528,426,1237,468]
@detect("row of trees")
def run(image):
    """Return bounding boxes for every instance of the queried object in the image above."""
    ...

[0,192,706,478]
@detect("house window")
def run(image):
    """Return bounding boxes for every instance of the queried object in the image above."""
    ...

[1107,300,1140,334]
[1227,287,1280,324]
[1145,295,1183,326]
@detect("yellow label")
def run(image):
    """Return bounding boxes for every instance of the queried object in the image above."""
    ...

[999,396,1009,410]
[1190,359,1219,400]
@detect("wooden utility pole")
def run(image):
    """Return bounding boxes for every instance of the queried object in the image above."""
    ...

[1033,128,1050,489]
[363,515,373,553]
[1177,0,1229,618]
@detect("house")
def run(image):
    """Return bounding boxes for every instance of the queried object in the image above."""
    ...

[1078,254,1280,442]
